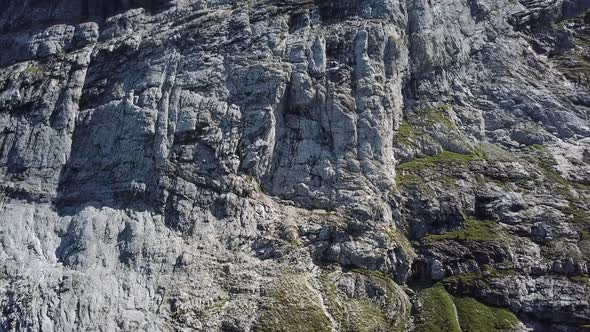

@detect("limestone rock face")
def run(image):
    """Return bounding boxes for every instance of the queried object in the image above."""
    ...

[0,0,589,331]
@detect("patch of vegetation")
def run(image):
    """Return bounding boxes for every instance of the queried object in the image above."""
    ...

[481,265,517,278]
[25,65,44,76]
[395,172,423,188]
[350,269,394,286]
[397,150,482,172]
[540,239,586,261]
[527,145,590,201]
[442,265,516,290]
[479,143,516,162]
[417,274,521,331]
[414,285,461,332]
[440,175,458,188]
[570,275,590,284]
[255,274,332,332]
[529,145,569,186]
[396,120,423,146]
[443,270,487,289]
[529,145,590,191]
[454,297,520,332]
[559,60,590,75]
[416,105,455,129]
[390,35,407,47]
[562,204,590,227]
[170,298,227,324]
[395,105,468,148]
[475,173,513,190]
[320,269,408,332]
[425,217,506,242]
[384,227,416,257]
[553,11,590,83]
[244,175,262,195]
[395,149,483,195]
[580,230,590,257]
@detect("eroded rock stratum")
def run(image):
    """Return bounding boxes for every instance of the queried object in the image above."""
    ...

[0,0,589,331]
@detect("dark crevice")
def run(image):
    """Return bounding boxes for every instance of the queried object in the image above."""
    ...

[1,0,173,34]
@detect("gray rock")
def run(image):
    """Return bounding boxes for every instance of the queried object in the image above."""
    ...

[0,0,589,331]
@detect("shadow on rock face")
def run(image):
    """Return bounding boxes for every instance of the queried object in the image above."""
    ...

[0,0,175,68]
[316,0,397,22]
[317,0,360,21]
[55,99,160,215]
[510,0,590,31]
[1,0,173,33]
[82,0,174,20]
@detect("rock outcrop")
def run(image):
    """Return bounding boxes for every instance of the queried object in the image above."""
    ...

[0,0,589,331]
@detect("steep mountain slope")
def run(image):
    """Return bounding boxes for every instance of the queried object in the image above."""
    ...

[0,0,589,331]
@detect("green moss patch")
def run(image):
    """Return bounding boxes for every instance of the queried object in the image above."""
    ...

[425,218,507,242]
[396,120,424,146]
[416,105,455,129]
[443,270,487,289]
[527,145,590,195]
[414,285,461,332]
[454,297,520,332]
[554,53,590,83]
[397,150,481,172]
[525,146,590,241]
[479,143,517,162]
[395,172,424,189]
[580,230,590,257]
[562,204,590,227]
[384,227,416,257]
[416,284,520,332]
[395,150,482,191]
[553,11,590,83]
[570,275,590,284]
[395,105,473,150]
[255,274,332,332]
[525,145,590,249]
[528,145,570,187]
[25,65,45,76]
[320,269,409,332]
[540,239,587,261]
[441,265,516,291]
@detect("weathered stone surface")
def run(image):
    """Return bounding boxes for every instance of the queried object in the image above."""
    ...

[0,0,589,331]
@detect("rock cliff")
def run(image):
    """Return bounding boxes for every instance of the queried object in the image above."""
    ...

[0,0,589,331]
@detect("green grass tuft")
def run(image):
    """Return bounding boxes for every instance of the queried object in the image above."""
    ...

[320,269,408,332]
[396,120,423,146]
[425,218,506,242]
[397,150,482,172]
[384,227,416,257]
[25,65,44,76]
[255,275,332,332]
[417,106,455,129]
[562,204,590,227]
[416,283,520,332]
[441,266,516,291]
[580,230,590,257]
[414,285,461,332]
[454,297,520,332]
[442,270,487,290]
[570,275,590,284]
